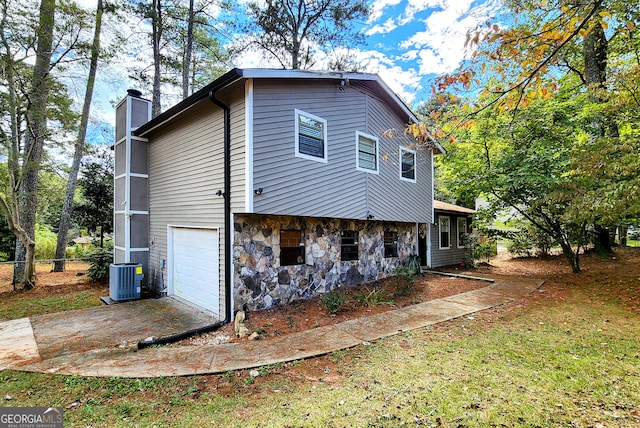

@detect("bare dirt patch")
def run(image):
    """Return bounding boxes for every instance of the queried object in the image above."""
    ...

[185,272,489,346]
[0,261,107,303]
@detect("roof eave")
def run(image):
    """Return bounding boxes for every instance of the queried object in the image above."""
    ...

[134,68,244,137]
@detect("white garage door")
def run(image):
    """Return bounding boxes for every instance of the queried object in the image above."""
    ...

[169,227,219,317]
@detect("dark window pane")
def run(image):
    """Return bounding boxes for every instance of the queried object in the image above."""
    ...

[298,113,325,158]
[401,151,415,180]
[341,230,359,261]
[358,135,377,171]
[384,231,398,258]
[281,230,304,265]
[299,134,324,157]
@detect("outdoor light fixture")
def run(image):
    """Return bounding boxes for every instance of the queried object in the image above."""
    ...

[254,187,263,195]
[216,190,224,197]
[366,213,374,220]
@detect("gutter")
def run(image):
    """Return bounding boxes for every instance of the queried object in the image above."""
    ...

[137,83,236,350]
[134,69,243,137]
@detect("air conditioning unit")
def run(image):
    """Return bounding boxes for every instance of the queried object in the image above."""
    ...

[109,263,143,301]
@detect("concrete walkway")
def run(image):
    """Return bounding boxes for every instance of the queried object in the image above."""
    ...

[0,277,543,378]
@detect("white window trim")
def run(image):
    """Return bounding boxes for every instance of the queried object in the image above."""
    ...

[355,131,379,174]
[457,217,468,248]
[439,216,450,249]
[295,109,328,163]
[399,147,417,183]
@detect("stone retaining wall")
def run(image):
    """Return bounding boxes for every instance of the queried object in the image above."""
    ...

[233,214,416,311]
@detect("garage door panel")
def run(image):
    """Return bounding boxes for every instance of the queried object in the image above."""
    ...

[170,227,219,317]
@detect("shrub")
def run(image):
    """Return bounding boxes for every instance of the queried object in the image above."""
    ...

[86,248,112,282]
[392,266,415,297]
[355,286,393,306]
[475,241,497,263]
[320,290,346,313]
[34,224,57,260]
[66,243,91,259]
[507,224,554,258]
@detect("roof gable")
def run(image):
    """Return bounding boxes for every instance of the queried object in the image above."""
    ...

[134,68,443,153]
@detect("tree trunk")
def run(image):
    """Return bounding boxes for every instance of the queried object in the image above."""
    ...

[594,224,612,254]
[1,3,23,288]
[584,16,617,254]
[181,0,194,99]
[53,0,104,272]
[618,225,628,247]
[559,240,581,273]
[13,0,56,288]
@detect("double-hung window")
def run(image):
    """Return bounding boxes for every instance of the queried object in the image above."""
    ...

[400,148,416,182]
[439,216,450,249]
[280,230,305,265]
[457,218,468,247]
[295,109,327,162]
[356,131,379,173]
[341,230,359,261]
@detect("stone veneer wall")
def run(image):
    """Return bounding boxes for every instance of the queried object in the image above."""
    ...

[233,214,416,311]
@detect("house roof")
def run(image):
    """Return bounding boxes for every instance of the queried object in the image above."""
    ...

[133,68,444,153]
[434,200,475,214]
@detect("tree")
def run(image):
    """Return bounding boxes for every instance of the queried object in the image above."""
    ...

[438,94,589,272]
[53,0,106,272]
[421,0,640,271]
[242,0,369,69]
[8,0,56,289]
[1,0,92,287]
[128,0,230,115]
[73,152,113,247]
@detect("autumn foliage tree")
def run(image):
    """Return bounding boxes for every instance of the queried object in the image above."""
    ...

[426,0,640,272]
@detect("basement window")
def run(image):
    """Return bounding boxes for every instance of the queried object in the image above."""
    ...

[341,230,359,261]
[384,231,398,258]
[280,230,305,266]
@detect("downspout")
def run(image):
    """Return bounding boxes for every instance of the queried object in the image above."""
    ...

[137,90,233,350]
[208,90,233,327]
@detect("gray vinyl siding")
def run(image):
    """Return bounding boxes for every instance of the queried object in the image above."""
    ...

[365,94,432,223]
[251,79,432,223]
[252,80,367,218]
[147,91,246,317]
[430,211,470,268]
[228,85,246,213]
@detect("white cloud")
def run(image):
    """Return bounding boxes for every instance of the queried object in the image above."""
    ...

[376,65,422,104]
[366,18,398,36]
[399,50,419,61]
[354,50,422,103]
[397,0,498,75]
[368,0,403,23]
[308,47,421,103]
[399,0,445,25]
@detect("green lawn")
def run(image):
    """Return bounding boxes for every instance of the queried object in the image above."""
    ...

[2,275,639,427]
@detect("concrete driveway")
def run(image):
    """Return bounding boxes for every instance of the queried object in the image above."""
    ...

[0,297,217,369]
[0,276,544,377]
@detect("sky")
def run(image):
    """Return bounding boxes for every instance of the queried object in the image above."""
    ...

[232,0,499,104]
[77,0,500,143]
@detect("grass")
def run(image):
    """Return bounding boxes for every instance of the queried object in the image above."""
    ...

[2,278,639,427]
[0,291,102,321]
